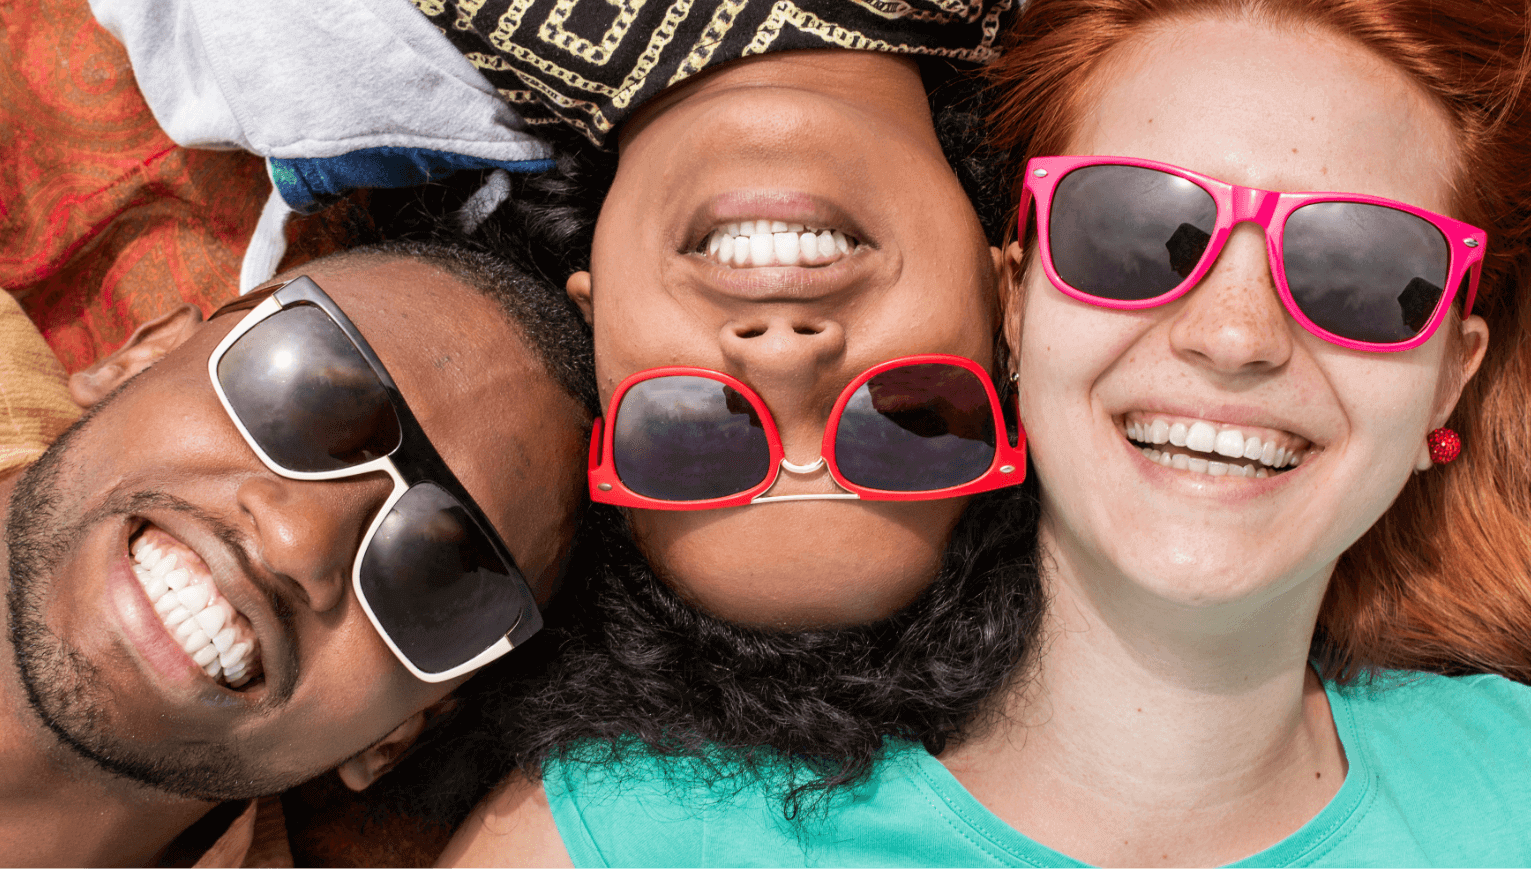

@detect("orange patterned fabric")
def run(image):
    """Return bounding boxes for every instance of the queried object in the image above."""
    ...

[0,290,78,476]
[0,0,268,372]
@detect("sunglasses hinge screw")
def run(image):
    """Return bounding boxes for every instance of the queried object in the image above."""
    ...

[598,483,613,491]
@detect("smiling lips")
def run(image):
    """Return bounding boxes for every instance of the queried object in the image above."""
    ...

[129,527,261,688]
[1125,415,1313,479]
[703,220,856,268]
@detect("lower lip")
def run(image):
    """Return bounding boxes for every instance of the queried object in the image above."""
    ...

[107,542,216,690]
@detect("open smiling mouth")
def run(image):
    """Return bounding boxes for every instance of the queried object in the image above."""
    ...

[128,526,263,689]
[1125,415,1315,479]
[700,220,858,268]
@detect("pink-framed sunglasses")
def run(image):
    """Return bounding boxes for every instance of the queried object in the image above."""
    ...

[1019,155,1487,352]
[588,354,1027,510]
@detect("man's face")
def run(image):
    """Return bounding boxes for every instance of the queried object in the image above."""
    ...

[5,257,588,800]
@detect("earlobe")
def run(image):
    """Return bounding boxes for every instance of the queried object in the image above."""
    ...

[566,271,594,325]
[68,305,204,408]
[335,695,458,792]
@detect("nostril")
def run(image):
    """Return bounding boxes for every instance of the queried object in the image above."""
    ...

[793,325,821,336]
[737,327,766,339]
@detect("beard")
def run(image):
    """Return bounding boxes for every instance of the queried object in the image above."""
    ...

[5,407,293,802]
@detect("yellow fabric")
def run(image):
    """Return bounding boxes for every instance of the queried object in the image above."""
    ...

[0,290,79,476]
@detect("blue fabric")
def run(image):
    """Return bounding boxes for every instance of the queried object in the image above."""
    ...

[267,149,554,213]
[546,671,1531,867]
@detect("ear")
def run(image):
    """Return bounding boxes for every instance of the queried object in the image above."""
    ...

[68,305,203,408]
[566,271,594,325]
[1416,313,1489,471]
[1000,241,1027,368]
[334,695,458,792]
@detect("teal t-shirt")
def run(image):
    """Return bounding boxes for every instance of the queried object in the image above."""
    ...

[544,672,1531,866]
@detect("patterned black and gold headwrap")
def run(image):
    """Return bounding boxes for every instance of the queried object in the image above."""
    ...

[412,0,1015,146]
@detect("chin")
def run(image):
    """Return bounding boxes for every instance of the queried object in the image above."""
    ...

[633,501,957,630]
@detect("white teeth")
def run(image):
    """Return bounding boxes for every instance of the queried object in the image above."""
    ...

[1242,436,1263,461]
[175,582,211,613]
[1186,421,1217,453]
[130,529,261,688]
[1208,461,1229,476]
[1187,457,1210,474]
[1127,416,1312,474]
[749,233,772,265]
[1171,453,1190,470]
[194,603,229,637]
[1213,429,1245,458]
[704,222,855,268]
[773,232,800,265]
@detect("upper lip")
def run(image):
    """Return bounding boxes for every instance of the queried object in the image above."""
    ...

[131,510,294,702]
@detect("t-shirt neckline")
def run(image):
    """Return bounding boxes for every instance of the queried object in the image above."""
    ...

[911,678,1375,867]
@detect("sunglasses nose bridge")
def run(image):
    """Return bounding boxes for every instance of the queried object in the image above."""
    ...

[1229,185,1279,226]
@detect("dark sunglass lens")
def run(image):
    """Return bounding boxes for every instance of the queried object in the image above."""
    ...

[1049,165,1218,301]
[359,483,531,676]
[835,363,996,492]
[612,376,772,502]
[217,306,400,472]
[1283,202,1450,344]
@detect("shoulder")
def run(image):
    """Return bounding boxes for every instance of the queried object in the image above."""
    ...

[1333,670,1531,724]
[436,773,572,868]
[1333,671,1531,799]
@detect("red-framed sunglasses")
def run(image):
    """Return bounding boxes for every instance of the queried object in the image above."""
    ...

[588,355,1027,510]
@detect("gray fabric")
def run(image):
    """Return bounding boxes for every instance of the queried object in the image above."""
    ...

[88,0,550,163]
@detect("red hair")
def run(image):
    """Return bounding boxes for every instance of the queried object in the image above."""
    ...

[987,0,1531,682]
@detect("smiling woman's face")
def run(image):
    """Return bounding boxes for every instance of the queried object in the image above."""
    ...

[570,50,1002,628]
[1010,16,1487,610]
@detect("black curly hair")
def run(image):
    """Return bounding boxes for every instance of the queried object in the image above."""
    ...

[362,58,1029,829]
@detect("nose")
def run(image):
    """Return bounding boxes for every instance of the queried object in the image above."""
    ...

[234,472,394,613]
[1167,223,1293,374]
[718,315,847,465]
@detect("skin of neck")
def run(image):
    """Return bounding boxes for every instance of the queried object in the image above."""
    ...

[0,470,219,867]
[941,509,1348,867]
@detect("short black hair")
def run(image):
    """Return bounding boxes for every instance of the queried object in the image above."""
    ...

[329,239,597,415]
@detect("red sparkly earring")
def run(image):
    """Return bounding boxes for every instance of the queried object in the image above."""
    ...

[1427,428,1462,464]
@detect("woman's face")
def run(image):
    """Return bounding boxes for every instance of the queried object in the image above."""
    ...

[1010,16,1488,610]
[569,51,1001,628]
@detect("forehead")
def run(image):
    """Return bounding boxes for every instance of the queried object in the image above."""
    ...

[1071,15,1458,211]
[297,258,587,575]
